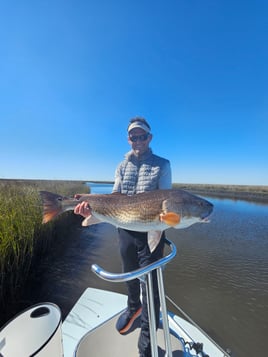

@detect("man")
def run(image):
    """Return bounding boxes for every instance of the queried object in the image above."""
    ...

[74,117,172,356]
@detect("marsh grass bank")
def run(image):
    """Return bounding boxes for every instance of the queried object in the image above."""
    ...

[173,183,268,203]
[0,179,88,324]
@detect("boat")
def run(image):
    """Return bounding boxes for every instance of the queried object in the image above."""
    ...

[0,239,231,357]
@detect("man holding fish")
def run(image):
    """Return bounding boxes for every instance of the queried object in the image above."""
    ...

[74,117,172,357]
[41,117,213,356]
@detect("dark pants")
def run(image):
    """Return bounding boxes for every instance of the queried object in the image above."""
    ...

[118,228,165,357]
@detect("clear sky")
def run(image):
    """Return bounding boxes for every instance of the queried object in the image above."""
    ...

[1,0,267,185]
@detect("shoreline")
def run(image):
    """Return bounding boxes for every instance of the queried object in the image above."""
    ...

[1,179,267,203]
[89,180,268,203]
[172,183,268,203]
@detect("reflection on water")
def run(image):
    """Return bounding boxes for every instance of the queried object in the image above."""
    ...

[17,185,268,357]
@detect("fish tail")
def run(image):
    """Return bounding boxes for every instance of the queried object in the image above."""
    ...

[39,191,64,223]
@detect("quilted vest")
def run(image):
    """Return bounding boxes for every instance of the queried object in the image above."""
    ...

[113,149,171,195]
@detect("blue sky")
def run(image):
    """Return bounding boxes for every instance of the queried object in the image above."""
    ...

[1,0,267,185]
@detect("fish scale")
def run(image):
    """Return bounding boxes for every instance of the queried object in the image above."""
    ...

[93,195,162,223]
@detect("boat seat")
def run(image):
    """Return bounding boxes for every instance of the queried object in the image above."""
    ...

[74,313,184,356]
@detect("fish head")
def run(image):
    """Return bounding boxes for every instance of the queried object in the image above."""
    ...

[163,190,213,229]
[180,192,213,228]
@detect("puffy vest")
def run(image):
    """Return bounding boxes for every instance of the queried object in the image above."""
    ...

[113,149,171,195]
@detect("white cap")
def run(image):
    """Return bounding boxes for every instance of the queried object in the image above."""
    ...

[128,121,151,134]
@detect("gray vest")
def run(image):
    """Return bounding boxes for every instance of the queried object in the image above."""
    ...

[114,149,171,195]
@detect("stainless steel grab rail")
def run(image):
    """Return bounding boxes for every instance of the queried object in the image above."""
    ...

[91,238,176,282]
[91,238,177,357]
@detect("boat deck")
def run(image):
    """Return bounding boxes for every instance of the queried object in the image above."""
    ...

[62,287,184,357]
[62,240,229,357]
[75,314,184,357]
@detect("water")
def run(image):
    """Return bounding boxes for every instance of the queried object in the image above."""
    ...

[14,184,268,356]
[165,196,268,356]
[87,182,114,194]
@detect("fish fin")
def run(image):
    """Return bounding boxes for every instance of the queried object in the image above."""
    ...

[81,215,101,227]
[39,191,64,224]
[148,231,162,253]
[42,211,60,224]
[160,212,181,226]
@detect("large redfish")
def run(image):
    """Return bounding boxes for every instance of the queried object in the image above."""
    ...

[40,189,213,252]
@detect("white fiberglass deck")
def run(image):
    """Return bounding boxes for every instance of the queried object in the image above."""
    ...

[62,288,183,357]
[62,288,127,357]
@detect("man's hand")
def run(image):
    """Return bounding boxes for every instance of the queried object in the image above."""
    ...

[74,195,92,218]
